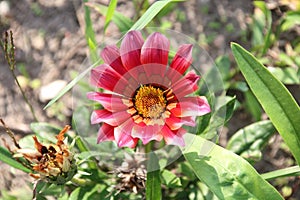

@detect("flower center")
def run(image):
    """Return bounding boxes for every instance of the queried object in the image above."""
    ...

[134,85,166,119]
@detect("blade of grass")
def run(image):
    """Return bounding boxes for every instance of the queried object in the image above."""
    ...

[261,166,300,180]
[254,1,272,56]
[43,60,101,110]
[83,0,98,63]
[129,0,184,31]
[104,0,118,33]
[231,43,300,165]
[86,2,133,32]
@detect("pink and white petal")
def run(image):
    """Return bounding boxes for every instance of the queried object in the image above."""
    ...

[91,109,130,126]
[170,96,211,117]
[100,45,127,75]
[125,64,166,86]
[112,72,139,98]
[169,44,193,74]
[165,114,196,130]
[114,119,138,148]
[161,126,186,146]
[87,92,128,112]
[120,30,144,70]
[141,32,170,65]
[97,123,115,143]
[91,64,128,93]
[142,63,167,84]
[172,70,200,99]
[168,44,193,83]
[132,123,163,144]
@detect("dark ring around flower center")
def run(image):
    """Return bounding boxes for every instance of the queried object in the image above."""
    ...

[124,84,177,125]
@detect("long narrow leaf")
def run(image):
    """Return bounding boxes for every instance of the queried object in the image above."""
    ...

[261,166,300,180]
[83,0,98,63]
[86,3,133,32]
[43,60,100,109]
[227,120,275,162]
[231,43,300,165]
[104,0,118,33]
[129,0,184,31]
[0,146,31,173]
[183,133,283,200]
[146,153,161,200]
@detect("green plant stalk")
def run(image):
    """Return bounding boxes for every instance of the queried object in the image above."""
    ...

[146,152,162,200]
[1,31,38,122]
[75,136,98,169]
[261,166,300,180]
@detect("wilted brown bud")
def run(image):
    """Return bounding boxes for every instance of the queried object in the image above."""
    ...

[15,125,77,184]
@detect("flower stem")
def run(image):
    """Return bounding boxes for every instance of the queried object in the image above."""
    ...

[145,141,153,154]
[146,152,162,200]
[1,31,38,122]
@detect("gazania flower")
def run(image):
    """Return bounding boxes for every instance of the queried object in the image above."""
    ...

[87,30,211,148]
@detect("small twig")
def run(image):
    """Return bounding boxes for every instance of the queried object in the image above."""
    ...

[0,31,38,122]
[0,118,21,149]
[32,179,41,200]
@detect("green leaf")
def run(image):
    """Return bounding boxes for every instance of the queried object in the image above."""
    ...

[30,122,65,143]
[43,61,100,110]
[178,162,196,182]
[245,90,262,121]
[104,0,118,33]
[86,2,133,32]
[18,134,35,149]
[277,53,297,68]
[182,133,283,200]
[227,120,276,162]
[251,4,266,47]
[72,106,91,137]
[0,146,31,173]
[253,1,272,55]
[161,169,181,188]
[280,11,300,32]
[231,43,300,165]
[201,96,236,139]
[261,166,300,180]
[146,153,162,200]
[197,182,219,200]
[69,184,107,200]
[74,136,98,169]
[268,67,300,84]
[129,0,184,31]
[83,0,98,63]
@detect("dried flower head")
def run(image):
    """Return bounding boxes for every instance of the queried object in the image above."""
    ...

[114,153,147,194]
[15,125,77,184]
